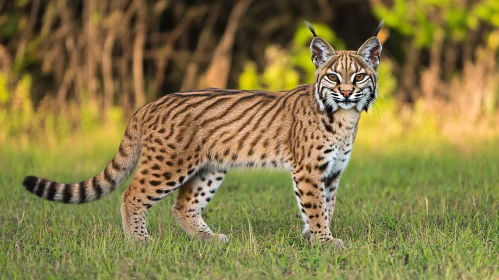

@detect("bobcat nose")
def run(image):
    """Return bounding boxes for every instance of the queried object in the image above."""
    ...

[339,88,354,98]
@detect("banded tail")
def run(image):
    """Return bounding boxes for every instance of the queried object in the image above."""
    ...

[22,111,144,204]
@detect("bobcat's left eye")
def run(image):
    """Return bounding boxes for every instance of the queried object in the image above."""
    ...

[354,74,366,82]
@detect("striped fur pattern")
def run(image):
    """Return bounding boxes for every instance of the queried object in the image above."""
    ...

[23,22,383,246]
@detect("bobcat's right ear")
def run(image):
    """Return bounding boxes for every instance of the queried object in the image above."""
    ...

[310,37,335,69]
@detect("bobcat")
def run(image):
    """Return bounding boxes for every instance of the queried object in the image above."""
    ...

[23,22,383,247]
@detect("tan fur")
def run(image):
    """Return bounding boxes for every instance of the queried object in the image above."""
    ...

[23,33,382,247]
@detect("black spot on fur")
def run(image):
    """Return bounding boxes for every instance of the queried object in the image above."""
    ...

[155,155,164,161]
[147,195,162,201]
[318,162,329,172]
[150,180,161,186]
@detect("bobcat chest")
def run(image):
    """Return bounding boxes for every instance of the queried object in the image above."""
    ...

[328,129,355,174]
[322,109,360,175]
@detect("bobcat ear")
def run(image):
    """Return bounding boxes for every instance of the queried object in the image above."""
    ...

[310,37,335,69]
[357,20,384,69]
[357,37,382,69]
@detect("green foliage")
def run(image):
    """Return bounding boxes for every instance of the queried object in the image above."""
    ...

[0,13,22,38]
[239,48,301,91]
[0,72,9,105]
[377,60,397,99]
[374,0,499,49]
[15,0,30,8]
[0,72,34,139]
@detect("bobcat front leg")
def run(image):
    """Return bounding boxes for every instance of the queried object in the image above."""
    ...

[292,170,344,248]
[324,170,342,225]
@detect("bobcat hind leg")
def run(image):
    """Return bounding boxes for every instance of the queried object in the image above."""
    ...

[172,168,227,242]
[121,165,193,241]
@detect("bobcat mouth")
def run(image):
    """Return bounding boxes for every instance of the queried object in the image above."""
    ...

[335,98,361,104]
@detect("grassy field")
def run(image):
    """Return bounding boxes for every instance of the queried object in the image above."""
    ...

[1,129,499,279]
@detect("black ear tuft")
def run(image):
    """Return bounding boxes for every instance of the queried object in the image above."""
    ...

[373,20,384,37]
[305,21,317,37]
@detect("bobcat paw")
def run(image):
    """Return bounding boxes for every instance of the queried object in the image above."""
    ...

[135,235,153,242]
[215,234,229,243]
[325,238,344,249]
[198,232,229,243]
[302,230,344,249]
[302,229,311,240]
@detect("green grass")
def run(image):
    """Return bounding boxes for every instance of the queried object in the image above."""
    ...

[1,132,498,279]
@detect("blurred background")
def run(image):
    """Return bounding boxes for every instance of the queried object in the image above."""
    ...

[0,0,498,147]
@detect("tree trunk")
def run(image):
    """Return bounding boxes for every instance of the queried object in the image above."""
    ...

[200,0,252,89]
[132,0,146,108]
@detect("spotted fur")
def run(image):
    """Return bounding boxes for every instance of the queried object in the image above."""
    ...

[22,22,383,246]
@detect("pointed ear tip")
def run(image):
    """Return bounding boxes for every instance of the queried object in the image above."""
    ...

[357,37,382,55]
[311,37,335,49]
[366,36,382,46]
[310,36,323,44]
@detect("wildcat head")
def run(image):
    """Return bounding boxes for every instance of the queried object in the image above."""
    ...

[307,21,383,113]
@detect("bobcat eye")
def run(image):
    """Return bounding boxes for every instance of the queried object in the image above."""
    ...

[327,74,339,83]
[354,73,366,82]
